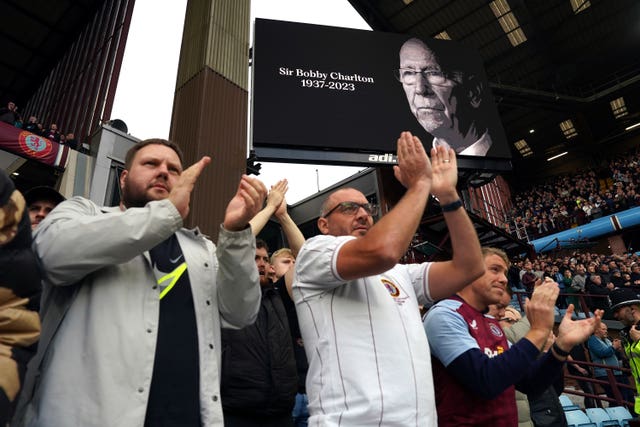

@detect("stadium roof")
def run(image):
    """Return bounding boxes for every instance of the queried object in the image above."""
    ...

[348,0,640,182]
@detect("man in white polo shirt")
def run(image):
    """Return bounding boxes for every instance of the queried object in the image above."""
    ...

[292,131,485,426]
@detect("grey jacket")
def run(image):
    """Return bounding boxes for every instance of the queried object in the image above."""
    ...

[13,197,261,427]
[504,317,535,427]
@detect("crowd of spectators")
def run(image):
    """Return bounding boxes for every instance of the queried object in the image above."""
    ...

[1,125,632,423]
[507,249,640,413]
[507,147,640,239]
[0,100,82,151]
[509,250,640,314]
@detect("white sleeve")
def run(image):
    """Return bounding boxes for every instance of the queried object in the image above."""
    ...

[293,234,355,294]
[403,262,434,307]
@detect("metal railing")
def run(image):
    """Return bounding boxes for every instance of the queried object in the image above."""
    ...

[510,289,636,411]
[564,360,635,410]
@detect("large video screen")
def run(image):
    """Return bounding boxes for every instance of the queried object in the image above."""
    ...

[252,18,512,170]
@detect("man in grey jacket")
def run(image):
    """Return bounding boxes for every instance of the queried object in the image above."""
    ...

[13,138,267,427]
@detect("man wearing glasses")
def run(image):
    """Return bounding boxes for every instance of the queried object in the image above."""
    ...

[292,131,485,426]
[397,37,493,156]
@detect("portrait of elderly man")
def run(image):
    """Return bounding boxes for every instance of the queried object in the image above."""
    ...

[397,37,495,156]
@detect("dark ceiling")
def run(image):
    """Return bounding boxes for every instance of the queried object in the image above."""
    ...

[0,0,103,109]
[2,0,639,188]
[348,0,640,184]
[0,0,105,191]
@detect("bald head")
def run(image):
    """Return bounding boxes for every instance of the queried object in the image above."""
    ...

[318,188,373,238]
[399,38,438,67]
[320,188,362,217]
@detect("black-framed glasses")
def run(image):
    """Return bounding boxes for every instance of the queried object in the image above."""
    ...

[394,68,448,86]
[322,201,378,218]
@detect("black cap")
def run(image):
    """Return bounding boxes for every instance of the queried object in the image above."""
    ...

[24,186,65,207]
[609,288,640,311]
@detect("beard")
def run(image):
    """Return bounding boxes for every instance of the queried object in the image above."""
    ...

[120,176,166,208]
[259,274,271,287]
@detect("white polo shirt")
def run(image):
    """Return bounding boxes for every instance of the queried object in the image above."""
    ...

[293,234,437,426]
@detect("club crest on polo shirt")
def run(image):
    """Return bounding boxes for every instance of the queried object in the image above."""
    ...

[381,278,409,305]
[489,323,504,338]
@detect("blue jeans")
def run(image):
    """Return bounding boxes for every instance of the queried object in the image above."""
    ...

[292,393,309,427]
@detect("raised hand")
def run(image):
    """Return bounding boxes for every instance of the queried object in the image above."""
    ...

[271,179,290,219]
[555,306,603,351]
[525,278,559,336]
[613,338,622,351]
[224,175,267,231]
[392,131,431,192]
[429,145,458,203]
[504,306,522,322]
[168,156,211,219]
[266,179,288,211]
[275,197,288,218]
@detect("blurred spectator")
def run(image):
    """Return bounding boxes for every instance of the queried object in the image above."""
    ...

[0,170,42,424]
[600,264,614,288]
[558,269,573,308]
[630,264,640,286]
[65,133,78,150]
[611,269,625,288]
[520,261,538,292]
[508,260,524,290]
[0,105,83,150]
[221,180,302,427]
[44,123,61,142]
[490,292,536,427]
[0,101,20,125]
[587,323,634,405]
[567,265,588,310]
[220,239,297,427]
[571,265,587,293]
[22,116,39,133]
[550,265,563,283]
[508,147,640,239]
[24,186,65,230]
[567,344,597,409]
[586,274,613,311]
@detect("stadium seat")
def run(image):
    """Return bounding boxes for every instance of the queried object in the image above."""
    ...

[560,394,581,411]
[605,406,633,427]
[565,409,597,427]
[585,407,621,427]
[574,310,587,319]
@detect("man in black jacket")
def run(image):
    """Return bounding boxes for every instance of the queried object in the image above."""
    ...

[586,273,613,312]
[0,101,20,125]
[220,239,297,426]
